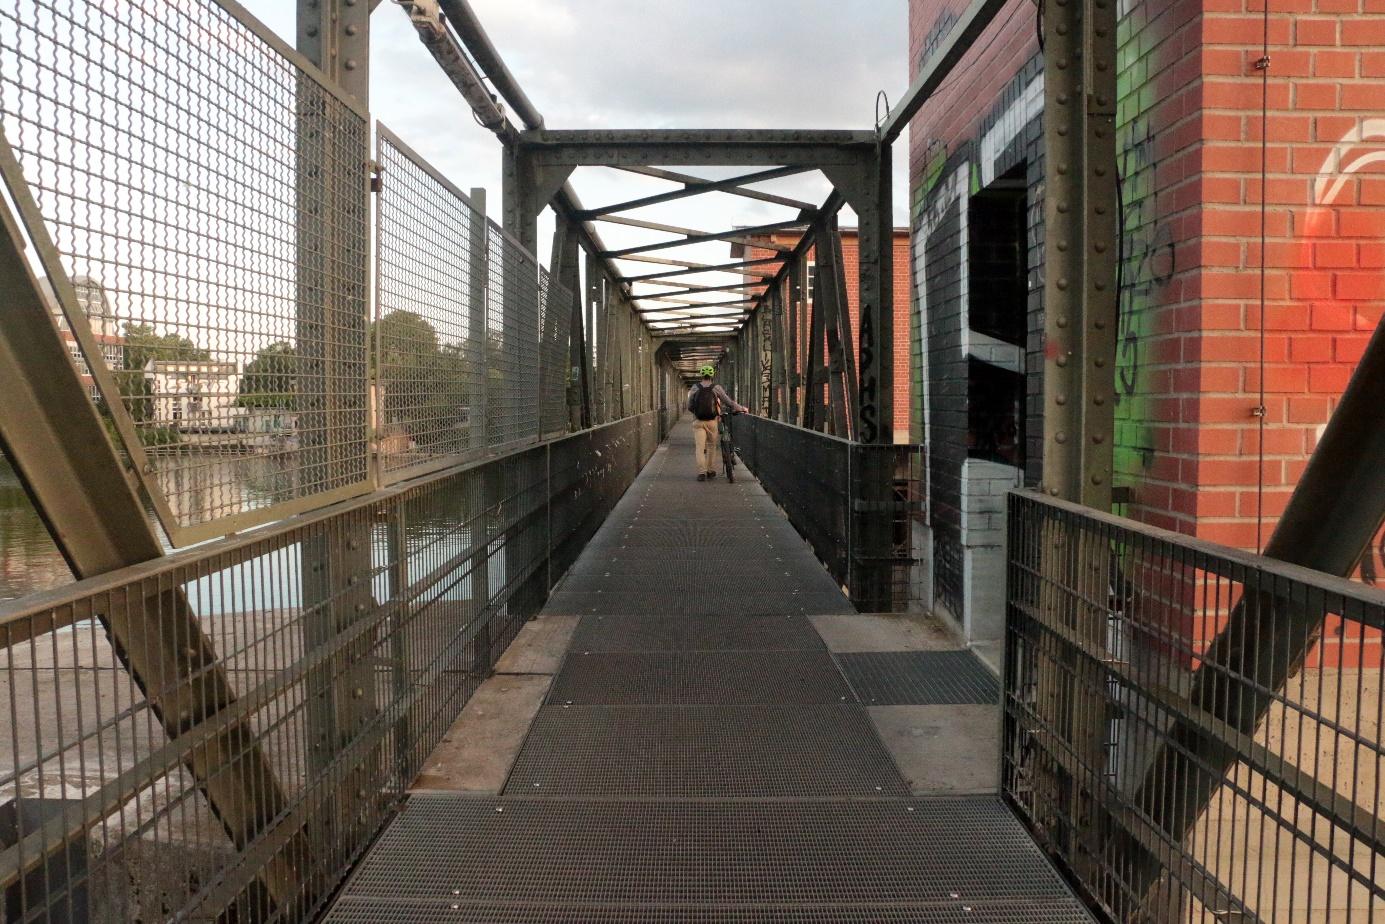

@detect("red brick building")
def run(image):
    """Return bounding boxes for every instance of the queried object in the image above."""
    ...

[908,0,1385,643]
[733,227,913,440]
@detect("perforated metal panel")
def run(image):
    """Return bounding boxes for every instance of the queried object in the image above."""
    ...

[835,651,1000,705]
[505,705,907,797]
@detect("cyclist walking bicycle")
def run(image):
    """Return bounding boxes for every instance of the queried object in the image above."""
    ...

[687,365,749,482]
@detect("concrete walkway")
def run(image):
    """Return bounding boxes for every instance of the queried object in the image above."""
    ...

[324,419,1092,922]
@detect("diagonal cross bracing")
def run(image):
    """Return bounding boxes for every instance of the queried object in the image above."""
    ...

[578,165,816,217]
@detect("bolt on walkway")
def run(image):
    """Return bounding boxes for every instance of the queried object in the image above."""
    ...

[323,420,1093,922]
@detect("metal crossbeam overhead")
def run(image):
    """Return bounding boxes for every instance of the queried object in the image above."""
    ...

[602,218,804,259]
[617,253,783,271]
[614,165,820,211]
[634,278,768,292]
[634,298,755,311]
[621,257,782,283]
[595,214,797,251]
[632,280,768,298]
[578,165,816,217]
[520,129,878,168]
[642,312,747,322]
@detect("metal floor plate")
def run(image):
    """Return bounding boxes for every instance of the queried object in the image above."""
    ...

[547,650,856,704]
[835,651,1001,705]
[558,570,842,596]
[505,705,908,797]
[327,795,1095,912]
[569,615,825,652]
[323,899,1095,922]
[544,590,855,617]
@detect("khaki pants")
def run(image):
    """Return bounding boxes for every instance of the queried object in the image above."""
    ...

[692,418,719,475]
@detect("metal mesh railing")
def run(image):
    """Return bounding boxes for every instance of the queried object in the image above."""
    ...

[0,411,660,923]
[486,228,542,449]
[731,415,921,611]
[538,266,574,437]
[0,0,373,545]
[374,129,488,481]
[1005,491,1385,922]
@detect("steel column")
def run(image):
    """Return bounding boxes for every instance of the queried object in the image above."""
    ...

[1031,0,1120,894]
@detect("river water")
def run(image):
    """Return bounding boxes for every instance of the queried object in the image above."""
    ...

[1,456,487,610]
[0,457,69,601]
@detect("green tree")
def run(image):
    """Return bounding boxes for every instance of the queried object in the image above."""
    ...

[116,323,211,423]
[237,341,297,409]
[370,310,443,433]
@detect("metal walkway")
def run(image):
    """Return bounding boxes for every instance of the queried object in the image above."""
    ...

[323,421,1093,922]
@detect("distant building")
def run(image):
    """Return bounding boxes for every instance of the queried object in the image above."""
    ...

[731,227,913,441]
[144,360,241,431]
[39,275,124,402]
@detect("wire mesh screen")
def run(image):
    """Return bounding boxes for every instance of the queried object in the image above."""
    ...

[1005,491,1385,922]
[538,266,574,437]
[0,0,372,544]
[485,226,542,449]
[374,129,487,482]
[0,411,660,922]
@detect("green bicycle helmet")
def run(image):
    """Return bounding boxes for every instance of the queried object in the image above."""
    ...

[699,364,716,378]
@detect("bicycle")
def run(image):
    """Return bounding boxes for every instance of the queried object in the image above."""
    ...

[718,409,740,483]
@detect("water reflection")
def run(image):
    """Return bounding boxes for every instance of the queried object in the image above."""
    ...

[2,451,508,614]
[0,457,71,601]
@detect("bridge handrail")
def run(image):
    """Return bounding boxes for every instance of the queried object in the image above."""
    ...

[1005,489,1385,921]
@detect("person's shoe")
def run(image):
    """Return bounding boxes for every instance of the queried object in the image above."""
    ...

[706,470,716,481]
[696,473,707,482]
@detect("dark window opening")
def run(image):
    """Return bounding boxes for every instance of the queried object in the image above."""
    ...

[967,164,1027,468]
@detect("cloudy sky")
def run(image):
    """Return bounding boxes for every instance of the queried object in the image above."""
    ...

[245,1,909,324]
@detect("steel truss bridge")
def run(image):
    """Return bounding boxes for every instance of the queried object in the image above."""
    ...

[0,0,1381,921]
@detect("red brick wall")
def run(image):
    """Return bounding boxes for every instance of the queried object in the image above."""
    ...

[1192,0,1385,586]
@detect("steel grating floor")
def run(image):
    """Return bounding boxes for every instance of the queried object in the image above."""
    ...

[570,615,825,651]
[835,650,1002,705]
[322,422,1092,923]
[504,705,909,797]
[546,650,856,704]
[328,796,1091,911]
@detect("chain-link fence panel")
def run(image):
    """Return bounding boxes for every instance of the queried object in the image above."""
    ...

[0,0,372,545]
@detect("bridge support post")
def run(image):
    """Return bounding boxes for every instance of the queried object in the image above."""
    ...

[1030,0,1120,892]
[823,149,895,610]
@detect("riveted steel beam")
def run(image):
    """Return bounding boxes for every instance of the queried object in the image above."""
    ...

[1040,0,1119,508]
[521,129,877,168]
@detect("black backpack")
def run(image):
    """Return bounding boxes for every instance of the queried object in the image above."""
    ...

[690,384,719,421]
